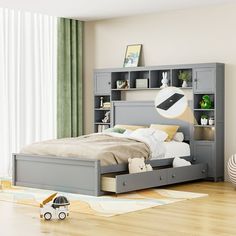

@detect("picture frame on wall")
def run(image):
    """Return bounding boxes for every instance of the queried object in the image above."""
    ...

[123,44,142,68]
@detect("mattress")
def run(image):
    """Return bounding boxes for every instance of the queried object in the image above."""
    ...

[20,132,190,166]
[162,141,190,159]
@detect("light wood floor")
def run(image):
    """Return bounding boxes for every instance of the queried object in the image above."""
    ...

[1,181,236,236]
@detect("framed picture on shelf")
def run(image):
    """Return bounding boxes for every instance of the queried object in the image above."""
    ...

[123,44,142,68]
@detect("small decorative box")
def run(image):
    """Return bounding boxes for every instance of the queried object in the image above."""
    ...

[136,78,149,88]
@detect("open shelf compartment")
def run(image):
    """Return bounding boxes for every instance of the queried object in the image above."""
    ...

[94,95,110,109]
[111,72,129,89]
[129,71,150,88]
[194,110,214,125]
[194,94,215,109]
[150,70,171,88]
[194,126,215,141]
[172,68,192,88]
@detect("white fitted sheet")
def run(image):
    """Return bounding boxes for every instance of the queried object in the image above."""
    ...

[164,141,190,158]
[151,141,190,159]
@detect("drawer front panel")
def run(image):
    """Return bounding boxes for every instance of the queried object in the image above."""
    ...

[101,163,208,193]
[167,163,207,184]
[116,169,167,193]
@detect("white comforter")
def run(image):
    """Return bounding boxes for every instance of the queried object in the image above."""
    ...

[107,128,190,159]
[107,128,167,159]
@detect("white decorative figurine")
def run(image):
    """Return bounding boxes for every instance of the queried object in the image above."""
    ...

[100,97,104,108]
[160,72,169,88]
[102,111,110,123]
[40,193,70,220]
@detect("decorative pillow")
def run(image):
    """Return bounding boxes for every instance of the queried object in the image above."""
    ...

[131,128,168,142]
[103,127,126,134]
[114,124,146,131]
[173,132,184,142]
[153,129,169,142]
[150,124,179,141]
[173,157,191,168]
[123,129,133,136]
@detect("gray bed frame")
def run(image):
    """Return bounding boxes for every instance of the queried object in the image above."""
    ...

[12,101,208,196]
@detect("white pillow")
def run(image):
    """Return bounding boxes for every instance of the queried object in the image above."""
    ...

[123,129,133,136]
[173,132,184,142]
[131,128,168,142]
[173,157,191,167]
[153,129,168,142]
[130,128,167,158]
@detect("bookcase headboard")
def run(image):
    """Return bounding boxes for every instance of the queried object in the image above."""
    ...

[112,100,192,141]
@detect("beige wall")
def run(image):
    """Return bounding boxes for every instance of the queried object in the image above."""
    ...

[84,4,236,177]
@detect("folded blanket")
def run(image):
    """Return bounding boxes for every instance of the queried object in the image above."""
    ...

[20,133,151,166]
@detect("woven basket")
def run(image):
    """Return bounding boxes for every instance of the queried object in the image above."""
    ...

[228,154,236,185]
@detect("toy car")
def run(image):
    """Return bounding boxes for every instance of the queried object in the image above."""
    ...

[40,193,70,220]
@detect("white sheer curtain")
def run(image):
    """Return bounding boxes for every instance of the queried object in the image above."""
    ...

[0,8,57,177]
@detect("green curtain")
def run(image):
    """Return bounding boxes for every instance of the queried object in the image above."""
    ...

[57,18,83,138]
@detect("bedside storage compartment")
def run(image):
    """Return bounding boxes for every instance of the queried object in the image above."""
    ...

[101,163,208,193]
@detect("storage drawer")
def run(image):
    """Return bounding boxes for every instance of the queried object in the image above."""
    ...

[167,163,207,185]
[101,169,167,193]
[101,163,207,194]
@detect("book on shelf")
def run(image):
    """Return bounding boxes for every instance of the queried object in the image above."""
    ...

[103,102,111,109]
[97,124,110,132]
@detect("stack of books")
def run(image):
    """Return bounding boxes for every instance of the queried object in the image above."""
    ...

[103,102,111,109]
[97,124,110,132]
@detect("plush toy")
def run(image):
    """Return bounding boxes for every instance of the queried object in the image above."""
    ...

[199,95,212,109]
[128,157,153,174]
[146,164,153,171]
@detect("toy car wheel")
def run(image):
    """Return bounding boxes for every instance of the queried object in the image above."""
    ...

[59,212,66,220]
[44,212,52,221]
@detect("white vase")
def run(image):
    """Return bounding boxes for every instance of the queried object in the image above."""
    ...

[209,117,214,126]
[182,81,188,88]
[201,118,208,125]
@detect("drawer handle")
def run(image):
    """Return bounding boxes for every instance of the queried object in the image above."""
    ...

[202,169,206,174]
[160,176,162,181]
[194,78,197,82]
[172,174,175,178]
[108,82,111,85]
[122,181,126,186]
